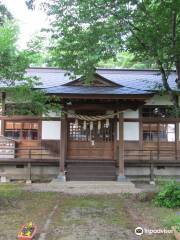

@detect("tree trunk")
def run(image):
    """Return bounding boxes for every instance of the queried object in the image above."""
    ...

[158,61,179,112]
[175,59,180,88]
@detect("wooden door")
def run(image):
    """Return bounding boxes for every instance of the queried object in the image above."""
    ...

[67,119,114,160]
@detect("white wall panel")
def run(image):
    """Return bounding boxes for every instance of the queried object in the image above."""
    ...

[124,122,139,140]
[117,122,139,141]
[124,110,139,118]
[42,121,61,140]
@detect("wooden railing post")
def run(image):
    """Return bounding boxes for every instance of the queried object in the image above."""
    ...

[150,150,155,184]
[26,149,32,184]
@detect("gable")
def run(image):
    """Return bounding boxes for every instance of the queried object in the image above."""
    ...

[63,73,121,87]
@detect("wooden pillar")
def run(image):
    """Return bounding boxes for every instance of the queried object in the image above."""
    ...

[117,112,126,181]
[26,149,32,184]
[113,117,117,161]
[58,112,67,181]
[1,92,6,136]
[26,162,32,184]
[1,92,6,115]
[139,107,143,150]
[175,121,179,161]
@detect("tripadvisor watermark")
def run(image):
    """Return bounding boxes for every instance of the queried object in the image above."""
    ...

[135,226,173,236]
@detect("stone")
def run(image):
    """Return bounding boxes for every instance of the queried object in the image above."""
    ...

[26,180,32,184]
[149,180,156,185]
[117,175,126,182]
[0,176,7,183]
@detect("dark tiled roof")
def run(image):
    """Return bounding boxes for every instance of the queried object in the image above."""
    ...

[97,69,177,91]
[46,85,152,96]
[26,67,177,91]
[27,68,73,88]
[0,67,176,97]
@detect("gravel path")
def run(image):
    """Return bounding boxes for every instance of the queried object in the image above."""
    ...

[24,181,142,195]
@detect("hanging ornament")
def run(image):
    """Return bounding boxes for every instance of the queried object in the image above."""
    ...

[75,119,78,128]
[98,120,101,131]
[106,119,109,128]
[83,120,87,130]
[90,121,93,131]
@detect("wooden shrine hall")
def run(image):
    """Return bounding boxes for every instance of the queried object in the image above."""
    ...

[0,68,179,182]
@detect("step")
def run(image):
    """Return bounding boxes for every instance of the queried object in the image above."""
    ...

[67,173,116,178]
[66,176,117,181]
[67,166,116,170]
[67,164,116,168]
[67,169,116,174]
[66,161,116,181]
[67,171,116,175]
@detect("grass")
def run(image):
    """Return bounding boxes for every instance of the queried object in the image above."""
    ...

[52,195,130,227]
[0,183,179,239]
[0,183,58,239]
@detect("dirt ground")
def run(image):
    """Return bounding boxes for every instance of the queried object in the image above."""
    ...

[0,183,179,240]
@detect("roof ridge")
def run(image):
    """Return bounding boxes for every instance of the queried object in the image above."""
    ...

[97,68,176,72]
[28,67,176,72]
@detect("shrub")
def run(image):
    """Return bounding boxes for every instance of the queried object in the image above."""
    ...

[153,181,180,208]
[175,223,180,233]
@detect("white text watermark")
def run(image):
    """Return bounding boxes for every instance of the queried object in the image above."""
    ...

[135,227,173,236]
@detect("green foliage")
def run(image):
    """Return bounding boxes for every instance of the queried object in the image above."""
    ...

[0,1,13,25]
[43,0,179,86]
[27,33,51,67]
[45,0,124,83]
[175,223,180,233]
[153,181,180,208]
[4,76,60,116]
[25,0,35,10]
[98,52,156,69]
[0,19,60,115]
[0,22,30,86]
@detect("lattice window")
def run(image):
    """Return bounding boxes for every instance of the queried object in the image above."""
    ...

[68,120,114,142]
[143,123,175,142]
[5,121,39,140]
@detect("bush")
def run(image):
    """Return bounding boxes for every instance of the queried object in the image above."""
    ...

[175,223,180,233]
[153,181,180,208]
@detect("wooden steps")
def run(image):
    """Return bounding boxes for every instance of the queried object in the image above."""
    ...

[66,161,116,181]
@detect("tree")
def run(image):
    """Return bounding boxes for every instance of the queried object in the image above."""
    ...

[27,33,51,67]
[126,0,180,108]
[98,52,156,69]
[0,19,59,115]
[0,1,13,25]
[38,0,180,108]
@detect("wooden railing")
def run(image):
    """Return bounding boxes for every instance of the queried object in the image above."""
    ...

[0,148,179,162]
[0,148,179,182]
[0,147,59,160]
[124,149,180,162]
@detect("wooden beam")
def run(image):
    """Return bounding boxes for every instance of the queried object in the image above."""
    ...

[49,93,153,100]
[118,112,125,180]
[64,102,145,111]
